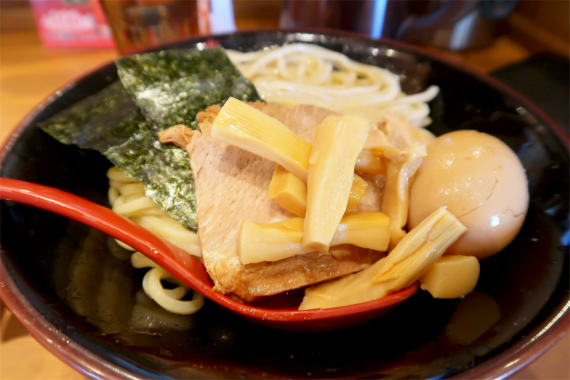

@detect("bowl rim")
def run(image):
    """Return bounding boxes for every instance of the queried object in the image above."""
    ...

[1,28,568,380]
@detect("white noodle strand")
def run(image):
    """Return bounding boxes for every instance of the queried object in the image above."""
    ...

[227,43,438,126]
[107,168,203,316]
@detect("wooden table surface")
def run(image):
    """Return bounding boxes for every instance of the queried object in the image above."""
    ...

[1,29,568,380]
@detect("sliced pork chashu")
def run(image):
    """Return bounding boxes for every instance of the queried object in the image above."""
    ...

[161,102,388,302]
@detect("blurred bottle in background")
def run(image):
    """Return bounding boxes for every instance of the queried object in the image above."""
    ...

[101,0,235,55]
[101,0,199,54]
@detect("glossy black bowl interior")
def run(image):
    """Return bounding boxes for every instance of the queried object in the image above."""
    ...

[1,31,569,379]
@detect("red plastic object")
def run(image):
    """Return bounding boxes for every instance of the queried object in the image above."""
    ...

[0,177,417,332]
[29,0,115,49]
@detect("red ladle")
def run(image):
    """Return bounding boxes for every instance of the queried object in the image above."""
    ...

[0,178,417,332]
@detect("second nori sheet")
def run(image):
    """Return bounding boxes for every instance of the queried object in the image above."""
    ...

[116,47,261,132]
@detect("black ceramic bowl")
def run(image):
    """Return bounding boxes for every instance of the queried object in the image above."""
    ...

[1,30,568,379]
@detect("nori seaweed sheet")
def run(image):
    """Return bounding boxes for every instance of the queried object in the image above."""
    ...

[104,121,198,230]
[116,47,261,132]
[39,81,143,152]
[40,48,262,231]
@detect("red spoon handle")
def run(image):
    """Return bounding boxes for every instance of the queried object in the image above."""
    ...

[0,177,213,290]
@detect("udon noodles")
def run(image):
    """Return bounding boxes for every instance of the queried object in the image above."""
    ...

[226,43,439,127]
[107,167,204,315]
[109,43,439,315]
